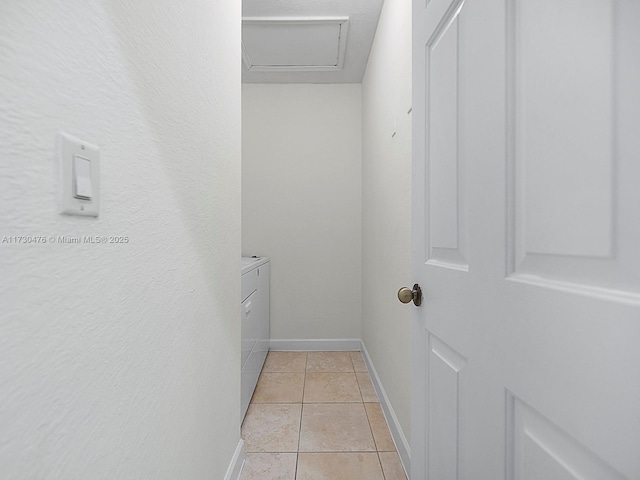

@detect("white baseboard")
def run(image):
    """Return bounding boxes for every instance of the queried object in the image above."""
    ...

[223,439,245,480]
[361,342,412,478]
[269,338,362,351]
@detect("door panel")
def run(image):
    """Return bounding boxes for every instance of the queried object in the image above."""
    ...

[427,333,467,480]
[508,0,640,301]
[412,0,640,478]
[426,2,468,269]
[508,0,640,298]
[508,394,627,480]
[513,0,614,259]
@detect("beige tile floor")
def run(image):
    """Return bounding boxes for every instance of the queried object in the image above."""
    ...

[240,351,408,480]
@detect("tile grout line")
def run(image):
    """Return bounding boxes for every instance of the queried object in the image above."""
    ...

[378,451,388,480]
[249,450,388,455]
[361,357,383,454]
[294,352,308,480]
[352,352,366,403]
[360,351,388,480]
[253,450,386,454]
[363,406,380,453]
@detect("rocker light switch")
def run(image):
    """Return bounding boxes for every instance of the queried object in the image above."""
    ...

[73,155,92,200]
[57,132,100,217]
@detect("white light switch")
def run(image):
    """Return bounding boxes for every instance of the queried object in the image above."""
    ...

[57,133,100,217]
[73,155,92,199]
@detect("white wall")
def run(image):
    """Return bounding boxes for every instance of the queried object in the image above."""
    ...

[242,84,362,340]
[361,0,413,442]
[0,1,241,478]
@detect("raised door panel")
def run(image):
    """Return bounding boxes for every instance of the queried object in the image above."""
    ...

[507,394,627,480]
[427,333,467,480]
[424,0,468,271]
[508,0,640,300]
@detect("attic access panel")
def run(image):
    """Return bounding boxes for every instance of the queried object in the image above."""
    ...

[242,17,349,72]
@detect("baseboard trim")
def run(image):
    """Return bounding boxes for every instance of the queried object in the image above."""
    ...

[361,341,412,478]
[223,439,245,480]
[269,338,362,351]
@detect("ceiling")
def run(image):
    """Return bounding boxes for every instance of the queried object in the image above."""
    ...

[242,0,385,83]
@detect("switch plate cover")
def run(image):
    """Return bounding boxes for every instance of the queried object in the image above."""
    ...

[57,132,99,217]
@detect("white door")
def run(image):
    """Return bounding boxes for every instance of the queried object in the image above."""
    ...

[410,0,640,479]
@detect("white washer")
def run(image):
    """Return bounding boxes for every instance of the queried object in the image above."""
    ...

[241,256,270,421]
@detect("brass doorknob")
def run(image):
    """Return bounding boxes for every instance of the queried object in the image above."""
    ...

[397,284,422,306]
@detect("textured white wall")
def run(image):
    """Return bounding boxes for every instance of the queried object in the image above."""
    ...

[361,0,413,441]
[0,1,241,479]
[242,84,362,339]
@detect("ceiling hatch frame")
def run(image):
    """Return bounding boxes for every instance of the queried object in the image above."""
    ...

[242,16,350,72]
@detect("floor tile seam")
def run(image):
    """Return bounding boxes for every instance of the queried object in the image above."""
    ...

[377,451,389,480]
[261,370,306,373]
[245,450,299,454]
[294,353,309,479]
[305,370,357,374]
[350,351,358,372]
[284,446,396,454]
[364,402,398,453]
[245,450,388,454]
[305,371,358,375]
[351,351,370,374]
[356,373,380,403]
[354,371,366,402]
[363,400,382,452]
[296,450,389,455]
[297,449,380,453]
[301,400,363,404]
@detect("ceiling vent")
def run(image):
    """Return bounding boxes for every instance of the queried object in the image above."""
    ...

[242,17,349,72]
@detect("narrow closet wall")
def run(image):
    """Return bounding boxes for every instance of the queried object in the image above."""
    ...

[242,84,363,340]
